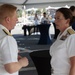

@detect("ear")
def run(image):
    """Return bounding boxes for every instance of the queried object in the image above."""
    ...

[5,17,10,23]
[66,19,70,24]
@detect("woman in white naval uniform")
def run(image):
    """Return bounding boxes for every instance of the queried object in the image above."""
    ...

[50,8,75,75]
[0,4,29,75]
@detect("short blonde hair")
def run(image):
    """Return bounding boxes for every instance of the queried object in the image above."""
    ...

[0,4,17,22]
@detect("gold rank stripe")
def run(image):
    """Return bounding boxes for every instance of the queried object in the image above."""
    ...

[67,29,75,34]
[3,29,12,36]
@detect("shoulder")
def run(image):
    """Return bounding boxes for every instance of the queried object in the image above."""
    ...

[66,28,75,40]
[0,28,7,39]
[60,28,75,40]
[2,29,12,36]
[0,29,15,42]
[67,29,75,35]
[2,35,15,41]
[66,33,75,43]
[2,36,17,46]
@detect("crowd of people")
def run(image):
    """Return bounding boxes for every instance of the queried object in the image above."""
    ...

[34,12,51,25]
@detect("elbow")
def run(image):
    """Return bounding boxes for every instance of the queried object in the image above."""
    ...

[7,71,14,74]
[5,69,15,74]
[4,63,18,74]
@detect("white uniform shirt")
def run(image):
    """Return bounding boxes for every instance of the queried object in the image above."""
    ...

[0,24,18,75]
[50,26,75,75]
[34,17,40,26]
[41,17,50,24]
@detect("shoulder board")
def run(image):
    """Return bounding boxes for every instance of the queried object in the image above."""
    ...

[3,29,12,36]
[67,29,75,35]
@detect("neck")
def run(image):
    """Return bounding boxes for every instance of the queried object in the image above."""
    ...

[1,22,9,30]
[60,26,69,34]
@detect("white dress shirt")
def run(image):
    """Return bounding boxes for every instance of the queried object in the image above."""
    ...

[0,24,18,75]
[50,26,75,75]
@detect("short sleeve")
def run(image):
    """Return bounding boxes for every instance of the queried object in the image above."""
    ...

[0,36,18,64]
[66,34,75,57]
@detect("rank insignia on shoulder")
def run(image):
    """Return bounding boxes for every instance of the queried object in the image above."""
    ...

[60,35,68,40]
[3,29,12,36]
[67,29,75,35]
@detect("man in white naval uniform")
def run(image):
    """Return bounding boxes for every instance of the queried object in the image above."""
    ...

[0,4,29,75]
[50,8,75,75]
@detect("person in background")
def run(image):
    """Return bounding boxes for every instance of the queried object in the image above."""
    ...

[0,4,29,75]
[34,13,40,32]
[69,6,75,30]
[41,12,50,24]
[50,8,75,75]
[34,13,40,26]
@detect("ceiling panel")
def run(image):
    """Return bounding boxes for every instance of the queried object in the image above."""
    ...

[26,0,75,4]
[0,0,26,5]
[0,0,75,9]
[25,0,75,8]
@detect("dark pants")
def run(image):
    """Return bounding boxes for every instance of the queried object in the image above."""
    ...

[29,50,51,75]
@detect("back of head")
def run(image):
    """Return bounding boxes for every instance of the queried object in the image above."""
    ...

[69,6,75,17]
[70,6,75,12]
[43,12,46,17]
[35,13,37,16]
[43,12,46,15]
[0,4,17,22]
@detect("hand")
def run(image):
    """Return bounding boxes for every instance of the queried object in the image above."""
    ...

[18,50,20,53]
[18,55,22,60]
[19,57,29,67]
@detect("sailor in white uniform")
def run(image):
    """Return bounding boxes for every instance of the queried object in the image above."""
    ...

[41,12,50,24]
[0,4,29,75]
[50,26,75,75]
[0,24,18,75]
[50,8,75,75]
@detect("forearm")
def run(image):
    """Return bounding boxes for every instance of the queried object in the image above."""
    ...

[4,57,29,74]
[69,67,75,75]
[69,56,75,75]
[4,62,23,74]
